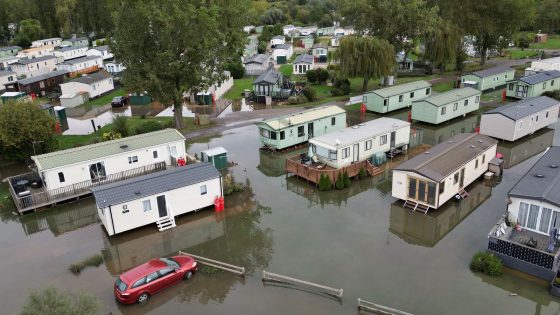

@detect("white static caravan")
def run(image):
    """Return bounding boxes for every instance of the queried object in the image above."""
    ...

[480,96,560,141]
[92,163,223,236]
[392,133,498,212]
[309,118,411,169]
[31,129,186,191]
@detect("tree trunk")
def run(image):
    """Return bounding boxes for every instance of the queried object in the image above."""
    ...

[362,78,369,92]
[480,46,487,66]
[173,98,184,129]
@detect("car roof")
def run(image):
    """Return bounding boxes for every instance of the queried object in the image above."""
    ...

[120,258,167,283]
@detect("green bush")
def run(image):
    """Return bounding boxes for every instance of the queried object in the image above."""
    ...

[470,251,503,276]
[335,173,344,190]
[225,62,245,79]
[359,167,367,178]
[318,173,331,191]
[316,68,329,83]
[542,90,560,101]
[112,115,129,137]
[69,254,104,275]
[517,37,530,49]
[306,69,318,84]
[21,287,100,315]
[287,95,307,105]
[332,77,350,95]
[343,170,350,188]
[134,120,165,135]
[302,86,317,102]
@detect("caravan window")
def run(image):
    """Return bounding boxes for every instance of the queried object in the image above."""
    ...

[426,88,430,95]
[464,99,469,106]
[260,128,270,138]
[128,156,138,164]
[380,135,387,145]
[399,95,403,102]
[143,200,152,212]
[297,126,305,137]
[328,150,337,160]
[441,107,446,115]
[200,185,207,195]
[331,117,336,125]
[475,96,480,103]
[365,139,372,150]
[280,131,285,140]
[453,103,458,111]
[153,150,158,159]
[58,172,65,183]
[270,131,277,140]
[341,147,350,159]
[410,92,414,98]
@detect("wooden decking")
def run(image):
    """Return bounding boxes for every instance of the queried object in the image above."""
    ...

[285,156,383,185]
[6,162,167,214]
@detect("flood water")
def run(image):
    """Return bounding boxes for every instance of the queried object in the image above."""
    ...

[1,109,560,314]
[63,99,270,135]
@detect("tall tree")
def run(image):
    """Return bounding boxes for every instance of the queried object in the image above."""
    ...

[336,36,395,92]
[536,0,560,34]
[111,0,248,128]
[339,0,439,68]
[0,102,57,160]
[433,0,536,65]
[12,18,45,48]
[424,21,461,73]
[55,0,78,38]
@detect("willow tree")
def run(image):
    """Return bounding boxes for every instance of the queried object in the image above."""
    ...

[111,0,248,128]
[424,21,461,73]
[337,36,395,92]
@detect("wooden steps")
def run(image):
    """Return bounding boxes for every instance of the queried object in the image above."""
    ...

[458,188,469,199]
[386,148,402,158]
[366,160,384,177]
[403,199,430,214]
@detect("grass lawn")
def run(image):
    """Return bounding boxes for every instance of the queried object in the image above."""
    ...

[480,89,504,103]
[506,49,540,59]
[84,88,126,107]
[279,64,293,77]
[55,117,212,150]
[310,84,332,99]
[223,78,253,100]
[530,36,560,49]
[432,81,454,93]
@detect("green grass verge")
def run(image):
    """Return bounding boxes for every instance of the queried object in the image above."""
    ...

[223,78,253,100]
[279,64,293,77]
[530,36,560,49]
[506,49,540,59]
[83,88,126,107]
[310,84,332,98]
[55,117,212,149]
[432,81,454,93]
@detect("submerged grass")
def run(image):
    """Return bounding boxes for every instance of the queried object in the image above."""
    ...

[69,254,104,275]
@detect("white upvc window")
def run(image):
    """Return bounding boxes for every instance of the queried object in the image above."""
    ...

[380,134,387,145]
[365,139,372,150]
[128,156,138,164]
[341,147,350,159]
[143,200,152,212]
[200,185,207,195]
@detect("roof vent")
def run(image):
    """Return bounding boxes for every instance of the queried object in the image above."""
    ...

[535,174,545,178]
[120,144,128,149]
[551,164,558,169]
[470,145,475,148]
[448,140,454,143]
[424,151,430,154]
[134,191,141,195]
[358,123,365,126]
[477,140,483,143]
[352,126,359,129]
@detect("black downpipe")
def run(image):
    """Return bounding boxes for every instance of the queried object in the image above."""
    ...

[109,205,116,235]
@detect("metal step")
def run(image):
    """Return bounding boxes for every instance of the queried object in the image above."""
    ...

[156,216,176,231]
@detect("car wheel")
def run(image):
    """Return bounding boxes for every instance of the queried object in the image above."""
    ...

[184,270,193,280]
[137,293,150,303]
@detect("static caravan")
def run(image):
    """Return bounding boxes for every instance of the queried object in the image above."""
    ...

[256,106,346,150]
[392,133,498,212]
[480,96,560,141]
[525,57,560,75]
[461,66,515,91]
[411,87,481,125]
[506,70,560,99]
[488,147,560,281]
[92,163,223,236]
[293,54,314,75]
[243,54,272,76]
[309,118,410,169]
[363,80,432,113]
[31,129,186,191]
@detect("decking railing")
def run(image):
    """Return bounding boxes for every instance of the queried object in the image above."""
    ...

[9,162,167,213]
[285,156,383,185]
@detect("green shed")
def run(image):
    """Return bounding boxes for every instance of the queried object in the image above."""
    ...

[201,147,228,170]
[129,93,152,105]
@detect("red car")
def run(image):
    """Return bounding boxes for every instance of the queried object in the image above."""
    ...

[114,256,198,304]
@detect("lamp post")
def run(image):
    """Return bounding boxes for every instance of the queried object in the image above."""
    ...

[32,140,44,156]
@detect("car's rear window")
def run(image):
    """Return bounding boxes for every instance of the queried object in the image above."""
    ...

[116,277,127,291]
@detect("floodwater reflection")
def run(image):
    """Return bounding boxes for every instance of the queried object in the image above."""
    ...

[19,203,98,236]
[390,177,495,247]
[497,127,554,169]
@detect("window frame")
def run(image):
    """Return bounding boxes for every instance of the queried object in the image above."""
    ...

[146,271,159,283]
[142,200,152,212]
[441,106,446,115]
[297,126,305,137]
[365,139,372,150]
[58,172,65,183]
[128,156,138,164]
[200,185,207,195]
[380,134,387,145]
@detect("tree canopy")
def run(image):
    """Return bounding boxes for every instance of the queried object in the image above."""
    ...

[0,102,57,161]
[111,0,248,128]
[336,36,395,92]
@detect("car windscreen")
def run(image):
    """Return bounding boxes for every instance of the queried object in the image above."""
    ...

[160,258,179,268]
[115,277,127,291]
[112,97,122,101]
